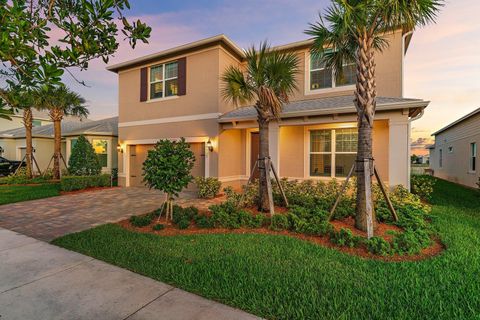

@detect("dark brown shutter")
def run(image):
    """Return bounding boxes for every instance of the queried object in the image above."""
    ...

[177,57,187,96]
[140,67,148,102]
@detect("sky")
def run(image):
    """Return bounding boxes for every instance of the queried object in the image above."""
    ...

[64,0,480,155]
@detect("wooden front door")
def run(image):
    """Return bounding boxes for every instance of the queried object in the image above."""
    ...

[250,132,260,179]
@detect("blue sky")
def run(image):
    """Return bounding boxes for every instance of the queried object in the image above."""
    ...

[65,0,480,150]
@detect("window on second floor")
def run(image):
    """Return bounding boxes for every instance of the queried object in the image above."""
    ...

[309,52,356,91]
[149,61,178,100]
[439,149,443,168]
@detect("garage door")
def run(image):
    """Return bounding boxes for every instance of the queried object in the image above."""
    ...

[129,142,205,187]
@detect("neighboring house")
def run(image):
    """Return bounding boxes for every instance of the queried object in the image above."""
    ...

[0,110,51,131]
[429,108,479,188]
[107,32,429,189]
[0,117,118,174]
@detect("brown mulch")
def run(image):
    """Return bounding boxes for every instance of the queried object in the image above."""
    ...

[117,210,444,262]
[60,186,118,195]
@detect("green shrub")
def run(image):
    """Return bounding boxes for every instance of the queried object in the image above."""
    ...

[129,214,154,227]
[330,228,362,248]
[392,229,432,255]
[249,214,266,228]
[177,219,191,230]
[210,202,241,229]
[194,214,214,228]
[366,237,392,256]
[152,224,165,231]
[68,135,102,176]
[270,214,289,231]
[60,174,111,191]
[195,177,222,199]
[223,184,258,208]
[172,205,197,226]
[0,168,52,185]
[411,175,435,202]
[297,218,333,236]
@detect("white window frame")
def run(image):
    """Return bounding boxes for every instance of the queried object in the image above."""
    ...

[305,52,356,95]
[307,127,357,179]
[148,61,178,101]
[470,142,477,172]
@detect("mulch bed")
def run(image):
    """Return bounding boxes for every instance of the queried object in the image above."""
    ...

[117,209,444,262]
[60,186,118,195]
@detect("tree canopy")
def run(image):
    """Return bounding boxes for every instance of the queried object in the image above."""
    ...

[0,0,151,106]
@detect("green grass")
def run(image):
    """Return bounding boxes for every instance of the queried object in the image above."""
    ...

[0,183,60,205]
[52,179,480,320]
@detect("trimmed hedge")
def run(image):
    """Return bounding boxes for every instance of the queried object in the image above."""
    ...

[60,174,111,191]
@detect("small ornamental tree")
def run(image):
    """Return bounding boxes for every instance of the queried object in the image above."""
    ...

[143,138,196,221]
[68,135,101,176]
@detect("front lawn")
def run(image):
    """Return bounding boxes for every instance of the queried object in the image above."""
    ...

[0,183,60,205]
[52,178,480,319]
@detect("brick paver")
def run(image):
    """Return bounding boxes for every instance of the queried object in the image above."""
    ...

[0,187,224,241]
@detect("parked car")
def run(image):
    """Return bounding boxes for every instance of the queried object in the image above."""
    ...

[0,156,25,176]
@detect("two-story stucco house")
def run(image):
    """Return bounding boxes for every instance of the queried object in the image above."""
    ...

[107,31,429,189]
[429,108,479,188]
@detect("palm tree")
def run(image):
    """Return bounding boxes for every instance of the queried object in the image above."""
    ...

[221,42,299,212]
[306,0,443,231]
[0,88,35,178]
[35,86,89,179]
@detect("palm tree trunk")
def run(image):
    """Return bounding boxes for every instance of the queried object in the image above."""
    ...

[258,115,270,212]
[23,108,33,179]
[51,109,63,180]
[354,30,377,231]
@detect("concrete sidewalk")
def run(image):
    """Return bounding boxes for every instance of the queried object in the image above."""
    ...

[0,228,261,320]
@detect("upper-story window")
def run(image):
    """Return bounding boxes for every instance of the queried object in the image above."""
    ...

[309,52,356,91]
[149,61,178,100]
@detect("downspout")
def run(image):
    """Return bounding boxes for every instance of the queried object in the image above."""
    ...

[402,30,414,190]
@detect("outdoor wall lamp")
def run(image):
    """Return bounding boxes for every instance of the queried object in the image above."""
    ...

[0,146,4,155]
[206,139,214,152]
[117,143,123,153]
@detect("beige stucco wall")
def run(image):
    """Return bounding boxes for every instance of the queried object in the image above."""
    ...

[430,113,480,188]
[118,47,224,123]
[218,129,246,179]
[279,126,305,178]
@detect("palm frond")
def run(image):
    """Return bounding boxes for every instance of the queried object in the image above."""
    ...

[220,66,254,106]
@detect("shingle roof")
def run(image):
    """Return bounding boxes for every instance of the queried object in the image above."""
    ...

[0,117,118,139]
[218,95,428,122]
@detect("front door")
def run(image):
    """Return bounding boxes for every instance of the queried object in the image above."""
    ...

[250,132,260,179]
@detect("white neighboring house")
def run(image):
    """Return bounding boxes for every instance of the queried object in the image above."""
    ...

[429,108,479,188]
[0,117,118,174]
[0,110,52,131]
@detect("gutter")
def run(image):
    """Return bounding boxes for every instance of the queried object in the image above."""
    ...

[218,100,430,123]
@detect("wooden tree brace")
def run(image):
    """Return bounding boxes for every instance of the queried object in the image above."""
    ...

[329,163,355,221]
[373,165,398,222]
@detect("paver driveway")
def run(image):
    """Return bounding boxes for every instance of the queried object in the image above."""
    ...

[0,187,221,242]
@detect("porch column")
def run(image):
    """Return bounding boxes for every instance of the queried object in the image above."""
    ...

[269,121,280,174]
[388,118,410,189]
